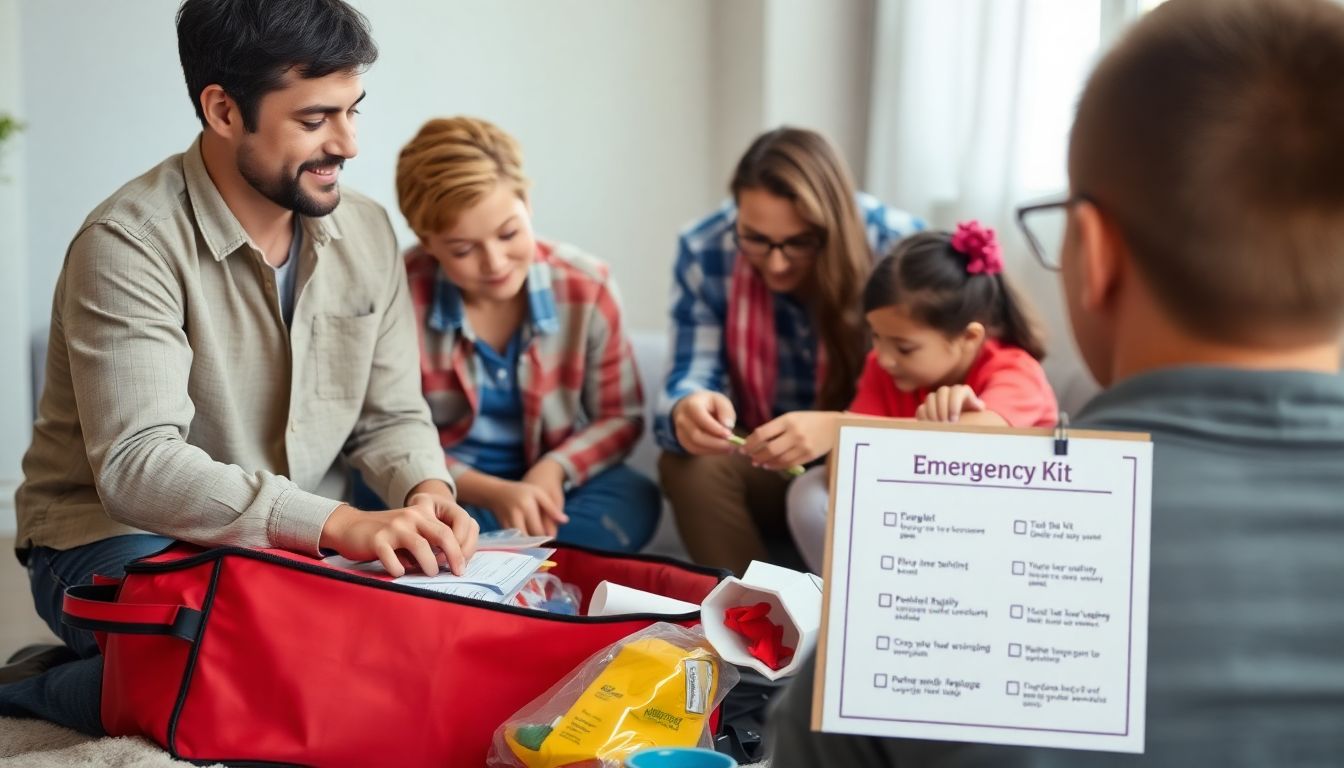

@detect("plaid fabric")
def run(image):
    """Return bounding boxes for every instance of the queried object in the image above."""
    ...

[654,193,924,451]
[407,241,645,485]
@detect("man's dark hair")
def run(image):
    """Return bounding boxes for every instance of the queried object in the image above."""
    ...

[177,0,378,131]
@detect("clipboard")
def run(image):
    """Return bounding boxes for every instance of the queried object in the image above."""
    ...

[810,416,1152,754]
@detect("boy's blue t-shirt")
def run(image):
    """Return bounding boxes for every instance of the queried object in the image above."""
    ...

[447,332,527,481]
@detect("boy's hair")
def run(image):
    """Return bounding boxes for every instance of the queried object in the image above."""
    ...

[731,127,871,411]
[864,232,1047,360]
[397,117,531,240]
[1070,0,1344,344]
[177,0,377,131]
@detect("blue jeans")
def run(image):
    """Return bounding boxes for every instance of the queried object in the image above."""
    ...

[471,464,661,551]
[0,534,172,735]
[353,464,661,552]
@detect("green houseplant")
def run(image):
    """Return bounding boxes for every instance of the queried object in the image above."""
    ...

[0,113,21,156]
[0,113,21,180]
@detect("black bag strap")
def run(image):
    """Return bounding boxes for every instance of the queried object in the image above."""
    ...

[62,584,203,643]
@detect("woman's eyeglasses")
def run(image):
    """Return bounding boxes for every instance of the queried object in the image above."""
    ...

[732,229,825,263]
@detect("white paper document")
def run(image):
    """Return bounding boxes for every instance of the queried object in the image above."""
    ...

[815,420,1152,754]
[587,581,699,617]
[474,529,556,550]
[323,548,554,602]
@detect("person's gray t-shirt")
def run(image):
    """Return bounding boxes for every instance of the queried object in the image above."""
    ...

[271,217,301,327]
[768,366,1344,767]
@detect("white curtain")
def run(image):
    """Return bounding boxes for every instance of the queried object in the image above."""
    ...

[863,0,1139,413]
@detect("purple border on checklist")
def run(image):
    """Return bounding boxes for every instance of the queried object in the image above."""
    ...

[836,444,1141,738]
[837,441,869,712]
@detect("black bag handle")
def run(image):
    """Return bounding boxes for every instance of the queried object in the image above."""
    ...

[62,584,203,643]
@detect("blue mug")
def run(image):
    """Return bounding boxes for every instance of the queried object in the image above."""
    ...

[626,747,738,768]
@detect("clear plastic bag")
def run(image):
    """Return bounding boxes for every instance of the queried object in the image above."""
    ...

[487,623,739,768]
[510,573,582,615]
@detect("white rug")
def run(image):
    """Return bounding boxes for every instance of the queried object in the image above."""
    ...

[0,716,767,767]
[0,716,220,767]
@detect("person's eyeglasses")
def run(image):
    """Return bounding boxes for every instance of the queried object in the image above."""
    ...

[1015,195,1086,271]
[732,228,825,263]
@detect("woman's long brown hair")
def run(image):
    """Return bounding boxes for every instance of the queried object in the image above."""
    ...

[730,127,872,410]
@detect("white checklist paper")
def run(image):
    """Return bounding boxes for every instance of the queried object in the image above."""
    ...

[813,419,1152,753]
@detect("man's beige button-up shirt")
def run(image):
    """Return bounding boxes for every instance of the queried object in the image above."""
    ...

[15,136,453,561]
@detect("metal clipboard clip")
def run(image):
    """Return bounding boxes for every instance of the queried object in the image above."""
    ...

[1053,412,1070,456]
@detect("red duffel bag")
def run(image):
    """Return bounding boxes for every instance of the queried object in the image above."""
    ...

[60,541,727,766]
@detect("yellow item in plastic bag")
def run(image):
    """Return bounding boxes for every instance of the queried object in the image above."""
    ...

[505,636,719,768]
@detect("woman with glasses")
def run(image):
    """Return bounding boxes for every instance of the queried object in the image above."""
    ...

[654,127,922,574]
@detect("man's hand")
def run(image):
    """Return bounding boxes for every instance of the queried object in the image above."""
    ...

[405,479,479,566]
[320,480,478,578]
[740,410,839,471]
[672,391,738,455]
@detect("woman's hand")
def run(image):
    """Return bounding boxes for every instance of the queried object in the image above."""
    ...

[739,411,839,471]
[672,390,739,455]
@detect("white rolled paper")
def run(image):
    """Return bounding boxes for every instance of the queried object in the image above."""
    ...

[587,580,700,617]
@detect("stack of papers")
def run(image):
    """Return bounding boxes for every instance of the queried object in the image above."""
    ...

[323,530,556,603]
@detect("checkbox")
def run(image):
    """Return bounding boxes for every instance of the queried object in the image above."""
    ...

[1014,520,1027,535]
[874,673,889,689]
[880,555,895,570]
[1009,643,1022,657]
[1010,604,1024,619]
[876,635,891,650]
[878,593,893,608]
[883,511,898,527]
[1005,681,1020,696]
[1012,561,1026,575]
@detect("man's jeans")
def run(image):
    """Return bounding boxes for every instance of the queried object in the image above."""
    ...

[0,534,172,735]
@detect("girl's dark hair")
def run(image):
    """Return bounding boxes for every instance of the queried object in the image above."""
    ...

[731,127,871,410]
[177,0,378,131]
[863,232,1047,360]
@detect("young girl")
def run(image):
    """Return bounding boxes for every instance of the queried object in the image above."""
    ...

[786,222,1058,572]
[656,127,923,574]
[389,116,660,552]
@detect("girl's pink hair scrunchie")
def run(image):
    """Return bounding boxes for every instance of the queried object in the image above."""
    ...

[951,220,1004,276]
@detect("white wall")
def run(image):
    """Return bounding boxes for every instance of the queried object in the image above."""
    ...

[0,0,31,535]
[19,0,719,335]
[708,0,766,187]
[704,0,877,188]
[762,0,877,185]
